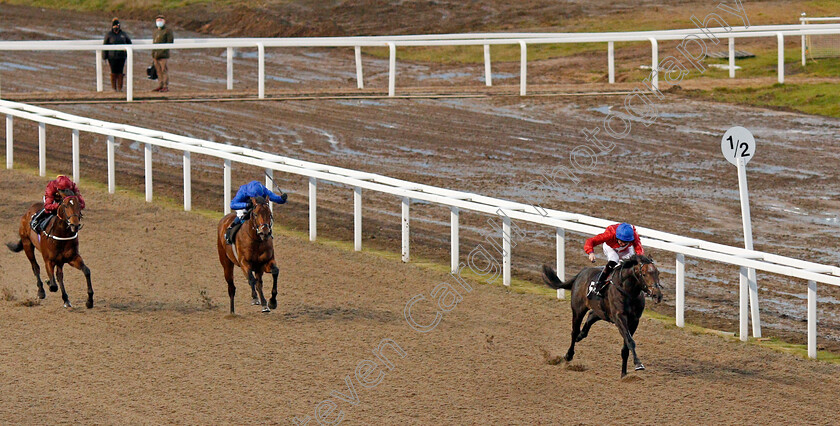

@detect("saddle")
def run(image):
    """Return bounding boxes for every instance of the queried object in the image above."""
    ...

[224,210,252,245]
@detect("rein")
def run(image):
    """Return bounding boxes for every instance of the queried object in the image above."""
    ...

[610,260,646,298]
[249,205,273,238]
[43,198,82,241]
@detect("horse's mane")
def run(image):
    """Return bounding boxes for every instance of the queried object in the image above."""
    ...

[252,196,268,205]
[618,255,654,269]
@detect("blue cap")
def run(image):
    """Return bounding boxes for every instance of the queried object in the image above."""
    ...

[616,223,634,242]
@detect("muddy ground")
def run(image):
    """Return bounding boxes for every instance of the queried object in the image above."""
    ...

[3,166,840,424]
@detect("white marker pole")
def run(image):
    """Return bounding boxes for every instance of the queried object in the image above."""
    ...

[722,126,761,338]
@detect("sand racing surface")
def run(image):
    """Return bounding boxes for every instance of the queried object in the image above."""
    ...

[2,169,840,424]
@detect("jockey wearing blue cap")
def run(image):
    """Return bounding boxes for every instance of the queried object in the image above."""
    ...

[224,180,287,244]
[583,222,644,299]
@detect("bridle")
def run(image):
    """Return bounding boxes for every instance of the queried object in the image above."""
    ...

[44,196,83,241]
[249,203,273,239]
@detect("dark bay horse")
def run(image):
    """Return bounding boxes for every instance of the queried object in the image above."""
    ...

[216,196,279,314]
[6,195,93,308]
[542,255,662,377]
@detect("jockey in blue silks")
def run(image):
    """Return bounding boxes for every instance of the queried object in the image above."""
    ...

[225,180,287,244]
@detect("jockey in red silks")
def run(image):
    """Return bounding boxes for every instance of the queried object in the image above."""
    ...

[30,175,86,233]
[583,222,644,299]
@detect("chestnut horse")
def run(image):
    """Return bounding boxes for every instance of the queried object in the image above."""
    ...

[6,195,93,308]
[542,255,662,377]
[216,196,279,314]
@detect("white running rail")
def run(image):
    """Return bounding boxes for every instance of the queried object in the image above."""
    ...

[0,99,835,358]
[2,23,840,99]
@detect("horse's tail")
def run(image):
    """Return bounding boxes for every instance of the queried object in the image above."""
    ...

[6,240,23,253]
[541,264,577,290]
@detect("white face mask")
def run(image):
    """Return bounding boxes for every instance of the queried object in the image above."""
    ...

[156,20,164,28]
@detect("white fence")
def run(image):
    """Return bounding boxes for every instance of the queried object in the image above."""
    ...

[2,23,840,100]
[1,98,837,358]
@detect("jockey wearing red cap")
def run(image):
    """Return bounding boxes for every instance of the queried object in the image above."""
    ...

[583,222,644,299]
[30,175,86,233]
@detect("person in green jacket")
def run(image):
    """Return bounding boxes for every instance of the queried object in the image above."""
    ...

[152,14,174,92]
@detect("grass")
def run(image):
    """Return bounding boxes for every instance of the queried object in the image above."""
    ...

[2,155,837,363]
[688,82,840,118]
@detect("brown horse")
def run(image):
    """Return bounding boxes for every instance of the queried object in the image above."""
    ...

[216,196,279,314]
[542,255,662,377]
[6,195,93,308]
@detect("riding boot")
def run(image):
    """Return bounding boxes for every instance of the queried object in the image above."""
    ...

[30,209,44,233]
[225,217,244,245]
[110,73,118,91]
[587,260,618,299]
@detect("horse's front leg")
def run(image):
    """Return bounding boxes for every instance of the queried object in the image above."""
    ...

[55,264,71,308]
[255,271,269,313]
[246,269,259,305]
[69,255,93,309]
[621,345,630,378]
[266,261,279,310]
[614,315,643,373]
[43,258,58,293]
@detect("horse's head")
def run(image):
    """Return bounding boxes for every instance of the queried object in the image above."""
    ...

[58,196,83,234]
[250,196,273,241]
[623,255,662,303]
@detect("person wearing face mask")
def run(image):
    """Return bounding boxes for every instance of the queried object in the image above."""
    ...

[103,18,132,92]
[151,14,174,92]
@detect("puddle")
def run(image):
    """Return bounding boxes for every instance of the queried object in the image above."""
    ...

[266,75,300,84]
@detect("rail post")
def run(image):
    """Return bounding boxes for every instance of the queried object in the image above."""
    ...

[355,46,364,89]
[107,135,115,193]
[676,253,685,327]
[451,206,459,273]
[777,32,785,84]
[388,42,396,97]
[649,37,658,91]
[608,41,615,84]
[126,47,133,102]
[72,129,79,182]
[224,159,231,214]
[728,37,736,78]
[556,228,565,299]
[354,186,362,251]
[519,40,527,96]
[265,168,274,213]
[38,122,45,176]
[484,44,492,87]
[183,151,191,211]
[96,49,103,92]
[227,47,234,90]
[309,177,316,241]
[808,280,817,359]
[801,13,807,67]
[5,115,12,169]
[401,197,409,262]
[502,215,511,286]
[257,43,265,99]
[141,143,151,201]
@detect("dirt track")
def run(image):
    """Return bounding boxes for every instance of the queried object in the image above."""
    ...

[2,168,840,424]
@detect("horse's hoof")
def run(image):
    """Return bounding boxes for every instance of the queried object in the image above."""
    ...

[252,298,260,305]
[48,283,58,293]
[564,353,574,362]
[37,289,46,299]
[261,307,271,313]
[86,299,93,309]
[635,364,645,371]
[268,299,277,310]
[63,302,72,308]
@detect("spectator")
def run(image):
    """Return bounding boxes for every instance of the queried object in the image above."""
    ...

[152,14,174,92]
[103,18,132,92]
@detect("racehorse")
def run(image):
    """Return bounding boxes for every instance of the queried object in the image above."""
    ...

[542,255,662,377]
[216,196,279,314]
[6,193,93,308]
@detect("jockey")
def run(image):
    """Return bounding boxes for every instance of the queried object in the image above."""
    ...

[225,180,287,244]
[583,222,644,299]
[31,175,86,233]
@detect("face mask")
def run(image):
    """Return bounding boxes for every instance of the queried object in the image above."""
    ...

[156,21,164,28]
